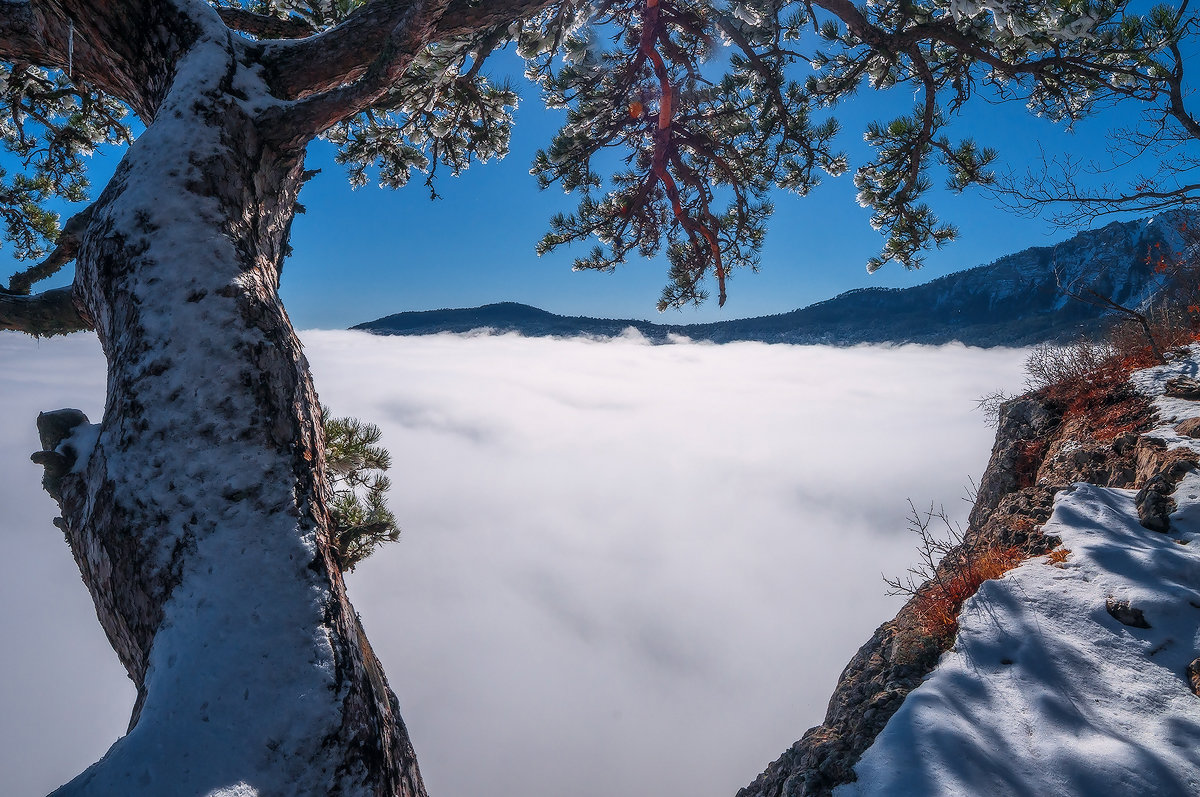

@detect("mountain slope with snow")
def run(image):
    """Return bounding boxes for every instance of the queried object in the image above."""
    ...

[839,480,1200,795]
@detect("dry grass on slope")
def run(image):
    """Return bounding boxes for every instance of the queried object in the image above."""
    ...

[885,503,1025,643]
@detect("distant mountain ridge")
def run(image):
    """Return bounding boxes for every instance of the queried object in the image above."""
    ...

[353,213,1188,346]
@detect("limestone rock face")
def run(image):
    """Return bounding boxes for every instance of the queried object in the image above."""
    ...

[1174,417,1200,438]
[1130,437,1199,532]
[735,619,944,797]
[1136,476,1177,532]
[968,396,1063,531]
[1187,658,1200,697]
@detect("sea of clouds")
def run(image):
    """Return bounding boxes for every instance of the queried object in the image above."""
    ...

[0,330,1029,797]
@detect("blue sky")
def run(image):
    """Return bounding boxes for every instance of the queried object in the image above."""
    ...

[3,51,1155,329]
[280,59,1143,328]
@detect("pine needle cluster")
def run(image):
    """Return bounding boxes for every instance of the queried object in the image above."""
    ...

[322,407,400,572]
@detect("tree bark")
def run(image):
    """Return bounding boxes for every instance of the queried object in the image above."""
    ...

[32,17,426,797]
[0,287,91,335]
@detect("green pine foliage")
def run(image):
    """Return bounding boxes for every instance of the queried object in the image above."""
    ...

[322,407,401,572]
[0,62,129,265]
[524,1,845,309]
[5,1,1200,304]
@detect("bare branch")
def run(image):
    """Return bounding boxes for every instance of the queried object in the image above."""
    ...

[994,145,1200,226]
[0,285,91,336]
[1054,263,1165,362]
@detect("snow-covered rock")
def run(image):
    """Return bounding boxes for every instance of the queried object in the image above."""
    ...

[837,477,1200,796]
[742,347,1200,797]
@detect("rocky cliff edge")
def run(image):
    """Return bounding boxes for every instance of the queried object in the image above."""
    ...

[739,347,1200,797]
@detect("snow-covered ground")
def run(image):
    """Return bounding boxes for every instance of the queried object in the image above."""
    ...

[839,352,1200,797]
[0,332,1027,797]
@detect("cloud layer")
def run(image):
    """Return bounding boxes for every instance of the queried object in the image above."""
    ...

[0,331,1028,796]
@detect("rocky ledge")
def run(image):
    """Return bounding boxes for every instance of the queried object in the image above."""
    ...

[739,351,1200,797]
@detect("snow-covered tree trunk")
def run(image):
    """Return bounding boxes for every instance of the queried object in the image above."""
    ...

[30,15,426,796]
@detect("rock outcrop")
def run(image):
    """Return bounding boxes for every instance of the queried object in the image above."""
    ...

[738,365,1197,797]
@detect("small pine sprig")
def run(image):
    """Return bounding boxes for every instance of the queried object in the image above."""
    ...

[322,407,401,571]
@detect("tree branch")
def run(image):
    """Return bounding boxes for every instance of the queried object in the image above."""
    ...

[0,1,194,121]
[260,0,557,101]
[809,0,1135,93]
[8,204,93,295]
[1055,266,1165,362]
[0,0,47,62]
[216,7,318,40]
[0,286,91,335]
[260,0,457,144]
[1166,42,1200,141]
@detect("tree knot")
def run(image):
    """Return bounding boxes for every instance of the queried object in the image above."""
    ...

[31,409,91,501]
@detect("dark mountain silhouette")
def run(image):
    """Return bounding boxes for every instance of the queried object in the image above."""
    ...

[354,214,1187,346]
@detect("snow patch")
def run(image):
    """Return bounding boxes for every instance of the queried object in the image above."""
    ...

[64,421,101,474]
[838,480,1200,796]
[1131,345,1200,435]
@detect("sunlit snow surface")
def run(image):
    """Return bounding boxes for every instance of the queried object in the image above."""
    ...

[839,350,1200,797]
[0,331,1028,797]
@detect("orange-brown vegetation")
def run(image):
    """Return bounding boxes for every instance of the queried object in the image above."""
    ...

[909,544,1026,640]
[886,503,1029,643]
[1007,515,1039,537]
[1045,547,1071,566]
[1044,353,1157,441]
[1026,329,1168,445]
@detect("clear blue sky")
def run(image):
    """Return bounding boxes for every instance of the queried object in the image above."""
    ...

[280,53,1147,328]
[3,51,1155,329]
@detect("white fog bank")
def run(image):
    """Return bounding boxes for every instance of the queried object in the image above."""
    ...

[0,331,1029,797]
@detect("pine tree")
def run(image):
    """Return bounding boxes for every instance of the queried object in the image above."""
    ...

[0,1,1196,794]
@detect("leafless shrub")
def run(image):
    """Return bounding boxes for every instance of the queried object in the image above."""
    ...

[1108,309,1195,358]
[884,502,963,596]
[1023,339,1115,393]
[885,501,1024,642]
[975,389,1015,428]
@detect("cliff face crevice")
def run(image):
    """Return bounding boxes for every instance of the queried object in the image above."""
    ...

[738,372,1195,797]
